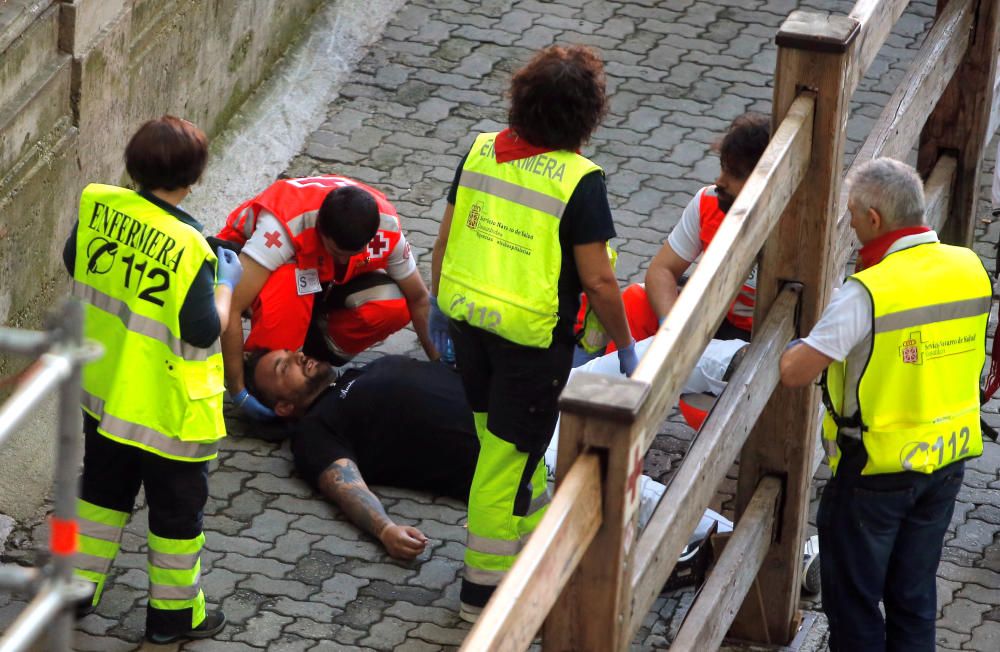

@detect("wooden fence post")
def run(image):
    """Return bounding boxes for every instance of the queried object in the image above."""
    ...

[542,374,647,651]
[918,0,1000,246]
[731,11,859,644]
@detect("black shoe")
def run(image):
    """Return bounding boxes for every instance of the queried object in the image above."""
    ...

[146,610,226,645]
[74,587,97,618]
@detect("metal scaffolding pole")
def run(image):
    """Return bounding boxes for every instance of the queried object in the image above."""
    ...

[0,300,100,652]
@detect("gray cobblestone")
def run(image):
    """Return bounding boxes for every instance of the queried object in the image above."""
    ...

[50,0,1000,650]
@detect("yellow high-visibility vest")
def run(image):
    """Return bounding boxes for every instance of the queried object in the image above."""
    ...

[822,241,991,475]
[73,184,225,461]
[439,132,602,348]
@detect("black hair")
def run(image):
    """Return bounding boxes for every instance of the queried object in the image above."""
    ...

[316,186,379,251]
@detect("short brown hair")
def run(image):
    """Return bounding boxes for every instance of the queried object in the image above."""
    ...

[715,113,770,180]
[508,45,608,151]
[125,115,208,191]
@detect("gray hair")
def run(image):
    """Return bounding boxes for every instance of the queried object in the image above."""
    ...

[846,157,926,228]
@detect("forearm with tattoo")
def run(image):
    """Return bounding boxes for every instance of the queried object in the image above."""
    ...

[317,458,393,540]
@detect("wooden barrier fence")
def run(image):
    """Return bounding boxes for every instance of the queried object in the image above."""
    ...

[460,1,1000,650]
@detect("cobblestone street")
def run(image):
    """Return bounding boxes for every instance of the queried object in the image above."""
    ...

[3,0,1000,649]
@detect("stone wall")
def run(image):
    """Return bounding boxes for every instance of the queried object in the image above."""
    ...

[0,0,325,519]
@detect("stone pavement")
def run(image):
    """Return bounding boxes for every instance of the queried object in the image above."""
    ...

[2,0,1000,649]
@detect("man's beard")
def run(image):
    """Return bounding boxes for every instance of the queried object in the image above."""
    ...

[304,360,336,394]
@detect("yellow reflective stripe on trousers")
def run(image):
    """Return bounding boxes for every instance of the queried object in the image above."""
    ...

[148,532,203,603]
[873,296,992,334]
[458,170,567,218]
[73,281,220,362]
[77,498,130,528]
[82,391,219,460]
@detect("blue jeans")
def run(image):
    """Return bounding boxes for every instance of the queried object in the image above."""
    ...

[818,440,963,652]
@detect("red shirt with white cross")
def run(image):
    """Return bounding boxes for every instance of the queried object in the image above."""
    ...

[217,175,415,284]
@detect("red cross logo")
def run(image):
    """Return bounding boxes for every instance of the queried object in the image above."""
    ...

[264,231,283,249]
[368,232,390,259]
[626,445,643,505]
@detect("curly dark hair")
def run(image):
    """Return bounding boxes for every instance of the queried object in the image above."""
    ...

[714,112,771,180]
[508,45,608,151]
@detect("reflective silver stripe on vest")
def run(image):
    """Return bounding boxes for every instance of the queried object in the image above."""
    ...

[873,296,991,334]
[148,549,200,571]
[526,488,551,517]
[463,565,507,587]
[83,390,219,459]
[284,210,320,238]
[459,170,566,219]
[344,283,405,309]
[237,206,257,239]
[379,213,400,232]
[73,282,220,362]
[77,517,125,543]
[74,551,114,574]
[838,330,873,439]
[467,533,521,557]
[150,583,200,601]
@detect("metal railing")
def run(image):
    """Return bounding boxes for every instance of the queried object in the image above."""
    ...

[0,300,101,652]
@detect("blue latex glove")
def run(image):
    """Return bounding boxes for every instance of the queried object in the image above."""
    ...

[231,388,276,420]
[428,295,455,364]
[618,342,639,377]
[216,247,243,291]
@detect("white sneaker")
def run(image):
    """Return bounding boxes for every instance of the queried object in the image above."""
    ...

[801,534,821,594]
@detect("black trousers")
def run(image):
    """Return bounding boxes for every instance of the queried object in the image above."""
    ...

[80,414,209,635]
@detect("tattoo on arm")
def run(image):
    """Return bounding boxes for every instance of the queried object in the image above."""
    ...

[318,458,393,540]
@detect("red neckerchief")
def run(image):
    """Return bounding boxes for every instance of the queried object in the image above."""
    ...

[856,226,932,271]
[493,128,556,163]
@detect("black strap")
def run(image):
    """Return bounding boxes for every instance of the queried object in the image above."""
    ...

[819,369,865,431]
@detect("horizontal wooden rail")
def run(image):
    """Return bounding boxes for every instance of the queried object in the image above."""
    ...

[924,154,958,231]
[834,0,974,269]
[624,285,799,639]
[670,476,783,652]
[460,453,602,652]
[845,0,910,95]
[624,93,813,455]
[558,93,813,434]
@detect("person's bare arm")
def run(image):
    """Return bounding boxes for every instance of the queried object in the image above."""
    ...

[430,203,455,296]
[644,242,691,321]
[396,270,438,360]
[222,255,271,393]
[214,285,234,333]
[574,242,632,349]
[780,342,834,388]
[317,458,428,560]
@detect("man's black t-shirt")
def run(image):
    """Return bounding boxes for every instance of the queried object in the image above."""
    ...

[447,151,617,338]
[292,355,478,500]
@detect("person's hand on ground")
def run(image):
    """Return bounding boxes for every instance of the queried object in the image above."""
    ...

[380,524,429,560]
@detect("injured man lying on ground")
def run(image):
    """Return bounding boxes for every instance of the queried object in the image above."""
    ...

[243,339,818,591]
